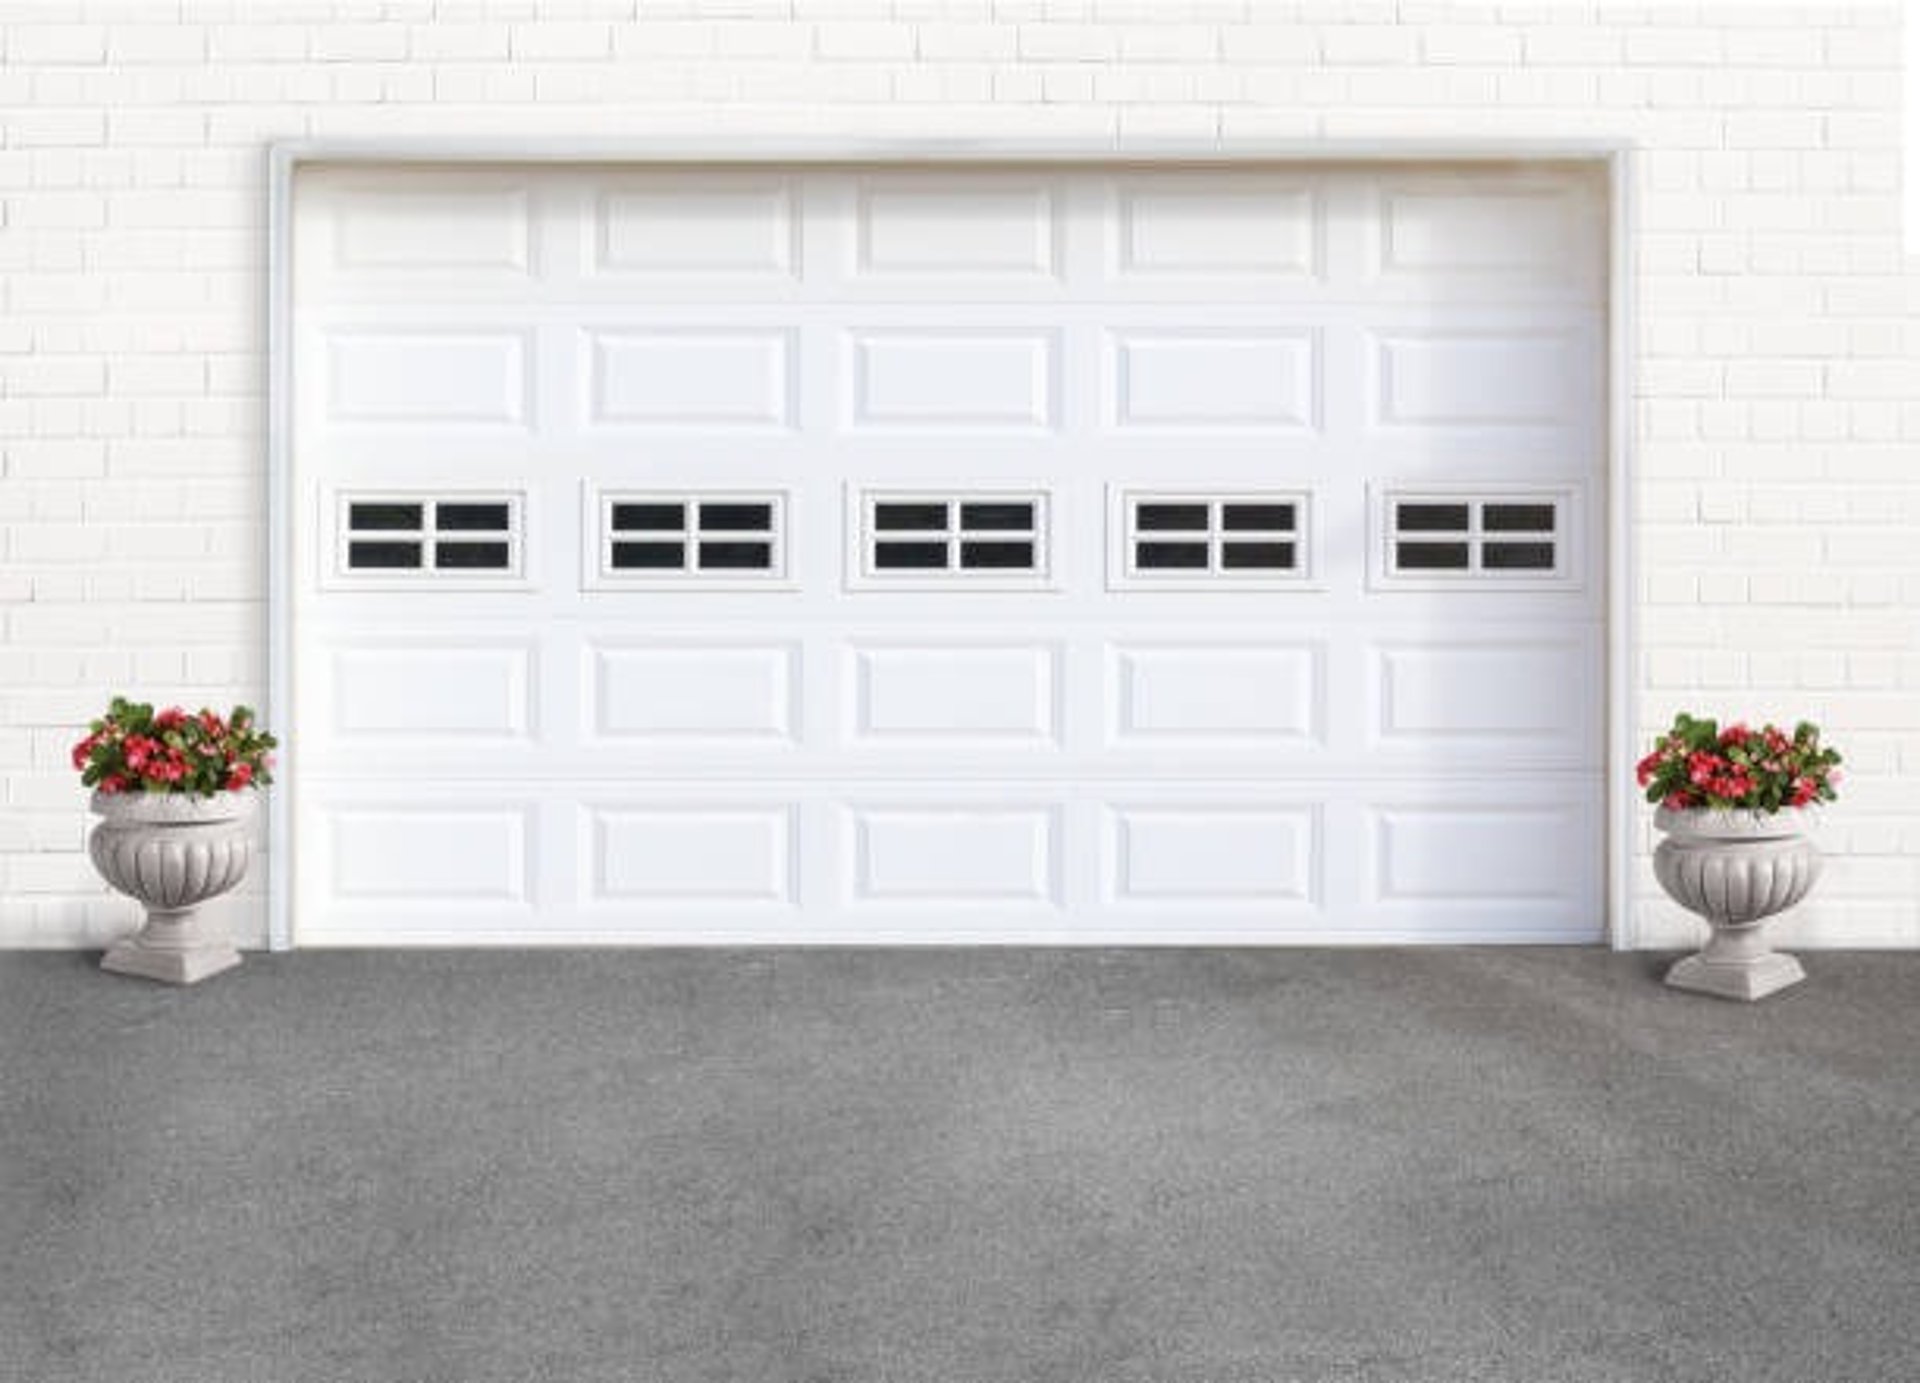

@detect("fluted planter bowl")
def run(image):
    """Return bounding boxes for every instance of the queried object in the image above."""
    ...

[1653,807,1820,1002]
[90,790,255,985]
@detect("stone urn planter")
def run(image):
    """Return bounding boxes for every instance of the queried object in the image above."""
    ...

[91,790,255,985]
[1654,806,1820,1002]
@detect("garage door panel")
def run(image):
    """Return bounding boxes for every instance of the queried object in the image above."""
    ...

[590,173,801,280]
[1368,327,1592,431]
[586,641,799,744]
[319,640,536,743]
[584,328,798,430]
[1370,176,1603,293]
[1107,328,1321,431]
[320,328,533,428]
[292,160,1606,946]
[847,642,1061,747]
[850,804,1063,906]
[1107,642,1323,749]
[321,804,534,903]
[846,329,1061,430]
[583,805,797,905]
[1369,637,1599,755]
[852,177,1064,280]
[1111,174,1321,280]
[1105,804,1320,906]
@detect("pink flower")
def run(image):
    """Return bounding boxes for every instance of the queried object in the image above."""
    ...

[1663,790,1697,810]
[70,734,98,770]
[99,774,127,795]
[153,707,188,732]
[225,762,253,790]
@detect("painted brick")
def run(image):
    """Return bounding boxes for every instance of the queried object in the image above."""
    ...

[0,2,1913,951]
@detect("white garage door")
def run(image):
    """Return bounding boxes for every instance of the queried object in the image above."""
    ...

[287,160,1606,945]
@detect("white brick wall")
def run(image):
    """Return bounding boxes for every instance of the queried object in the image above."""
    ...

[2,0,1916,950]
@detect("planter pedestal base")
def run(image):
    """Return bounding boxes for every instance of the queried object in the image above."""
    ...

[101,910,241,986]
[1665,948,1805,1002]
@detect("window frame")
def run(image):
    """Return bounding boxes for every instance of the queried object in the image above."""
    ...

[584,486,793,590]
[1369,482,1581,591]
[846,486,1054,592]
[326,487,530,590]
[1107,486,1317,591]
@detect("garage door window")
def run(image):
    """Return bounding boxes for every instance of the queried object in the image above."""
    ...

[1114,491,1310,588]
[337,494,523,581]
[1379,490,1572,586]
[854,491,1050,588]
[596,492,788,584]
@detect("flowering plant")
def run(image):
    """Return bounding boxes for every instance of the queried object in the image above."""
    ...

[73,696,277,796]
[1636,713,1840,814]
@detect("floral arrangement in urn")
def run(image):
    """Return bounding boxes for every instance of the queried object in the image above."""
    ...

[1636,712,1841,814]
[75,697,278,986]
[74,697,276,797]
[1639,713,1842,1003]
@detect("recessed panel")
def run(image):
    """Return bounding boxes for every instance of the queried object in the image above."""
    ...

[852,645,1058,744]
[1112,807,1315,902]
[1380,188,1576,277]
[594,180,797,276]
[1117,183,1316,275]
[1377,643,1583,742]
[330,646,530,738]
[850,332,1056,428]
[855,182,1057,276]
[1113,332,1316,429]
[591,645,795,740]
[334,186,530,272]
[329,809,529,900]
[589,808,794,902]
[1114,645,1319,744]
[589,331,793,427]
[853,808,1058,903]
[325,332,527,425]
[1372,808,1575,901]
[1374,332,1579,427]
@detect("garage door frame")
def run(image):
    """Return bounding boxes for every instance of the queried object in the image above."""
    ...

[265,137,1637,952]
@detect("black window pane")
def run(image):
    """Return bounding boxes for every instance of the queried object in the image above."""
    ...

[1396,541,1471,571]
[611,502,685,532]
[436,503,510,532]
[959,502,1033,532]
[959,540,1034,570]
[699,502,773,533]
[1396,503,1470,533]
[611,541,685,570]
[348,540,422,569]
[1222,503,1295,532]
[435,541,510,570]
[1482,541,1557,571]
[874,541,948,570]
[1483,503,1557,533]
[1135,541,1209,570]
[1135,503,1209,532]
[874,503,948,532]
[699,540,772,570]
[349,503,423,532]
[1222,541,1294,570]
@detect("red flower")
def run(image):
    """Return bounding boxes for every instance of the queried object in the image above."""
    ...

[99,774,127,794]
[225,762,253,790]
[1719,723,1751,747]
[123,735,156,771]
[1789,777,1818,807]
[153,707,188,732]
[1663,790,1697,810]
[70,734,98,770]
[1634,751,1662,787]
[1687,751,1724,787]
[200,709,226,735]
